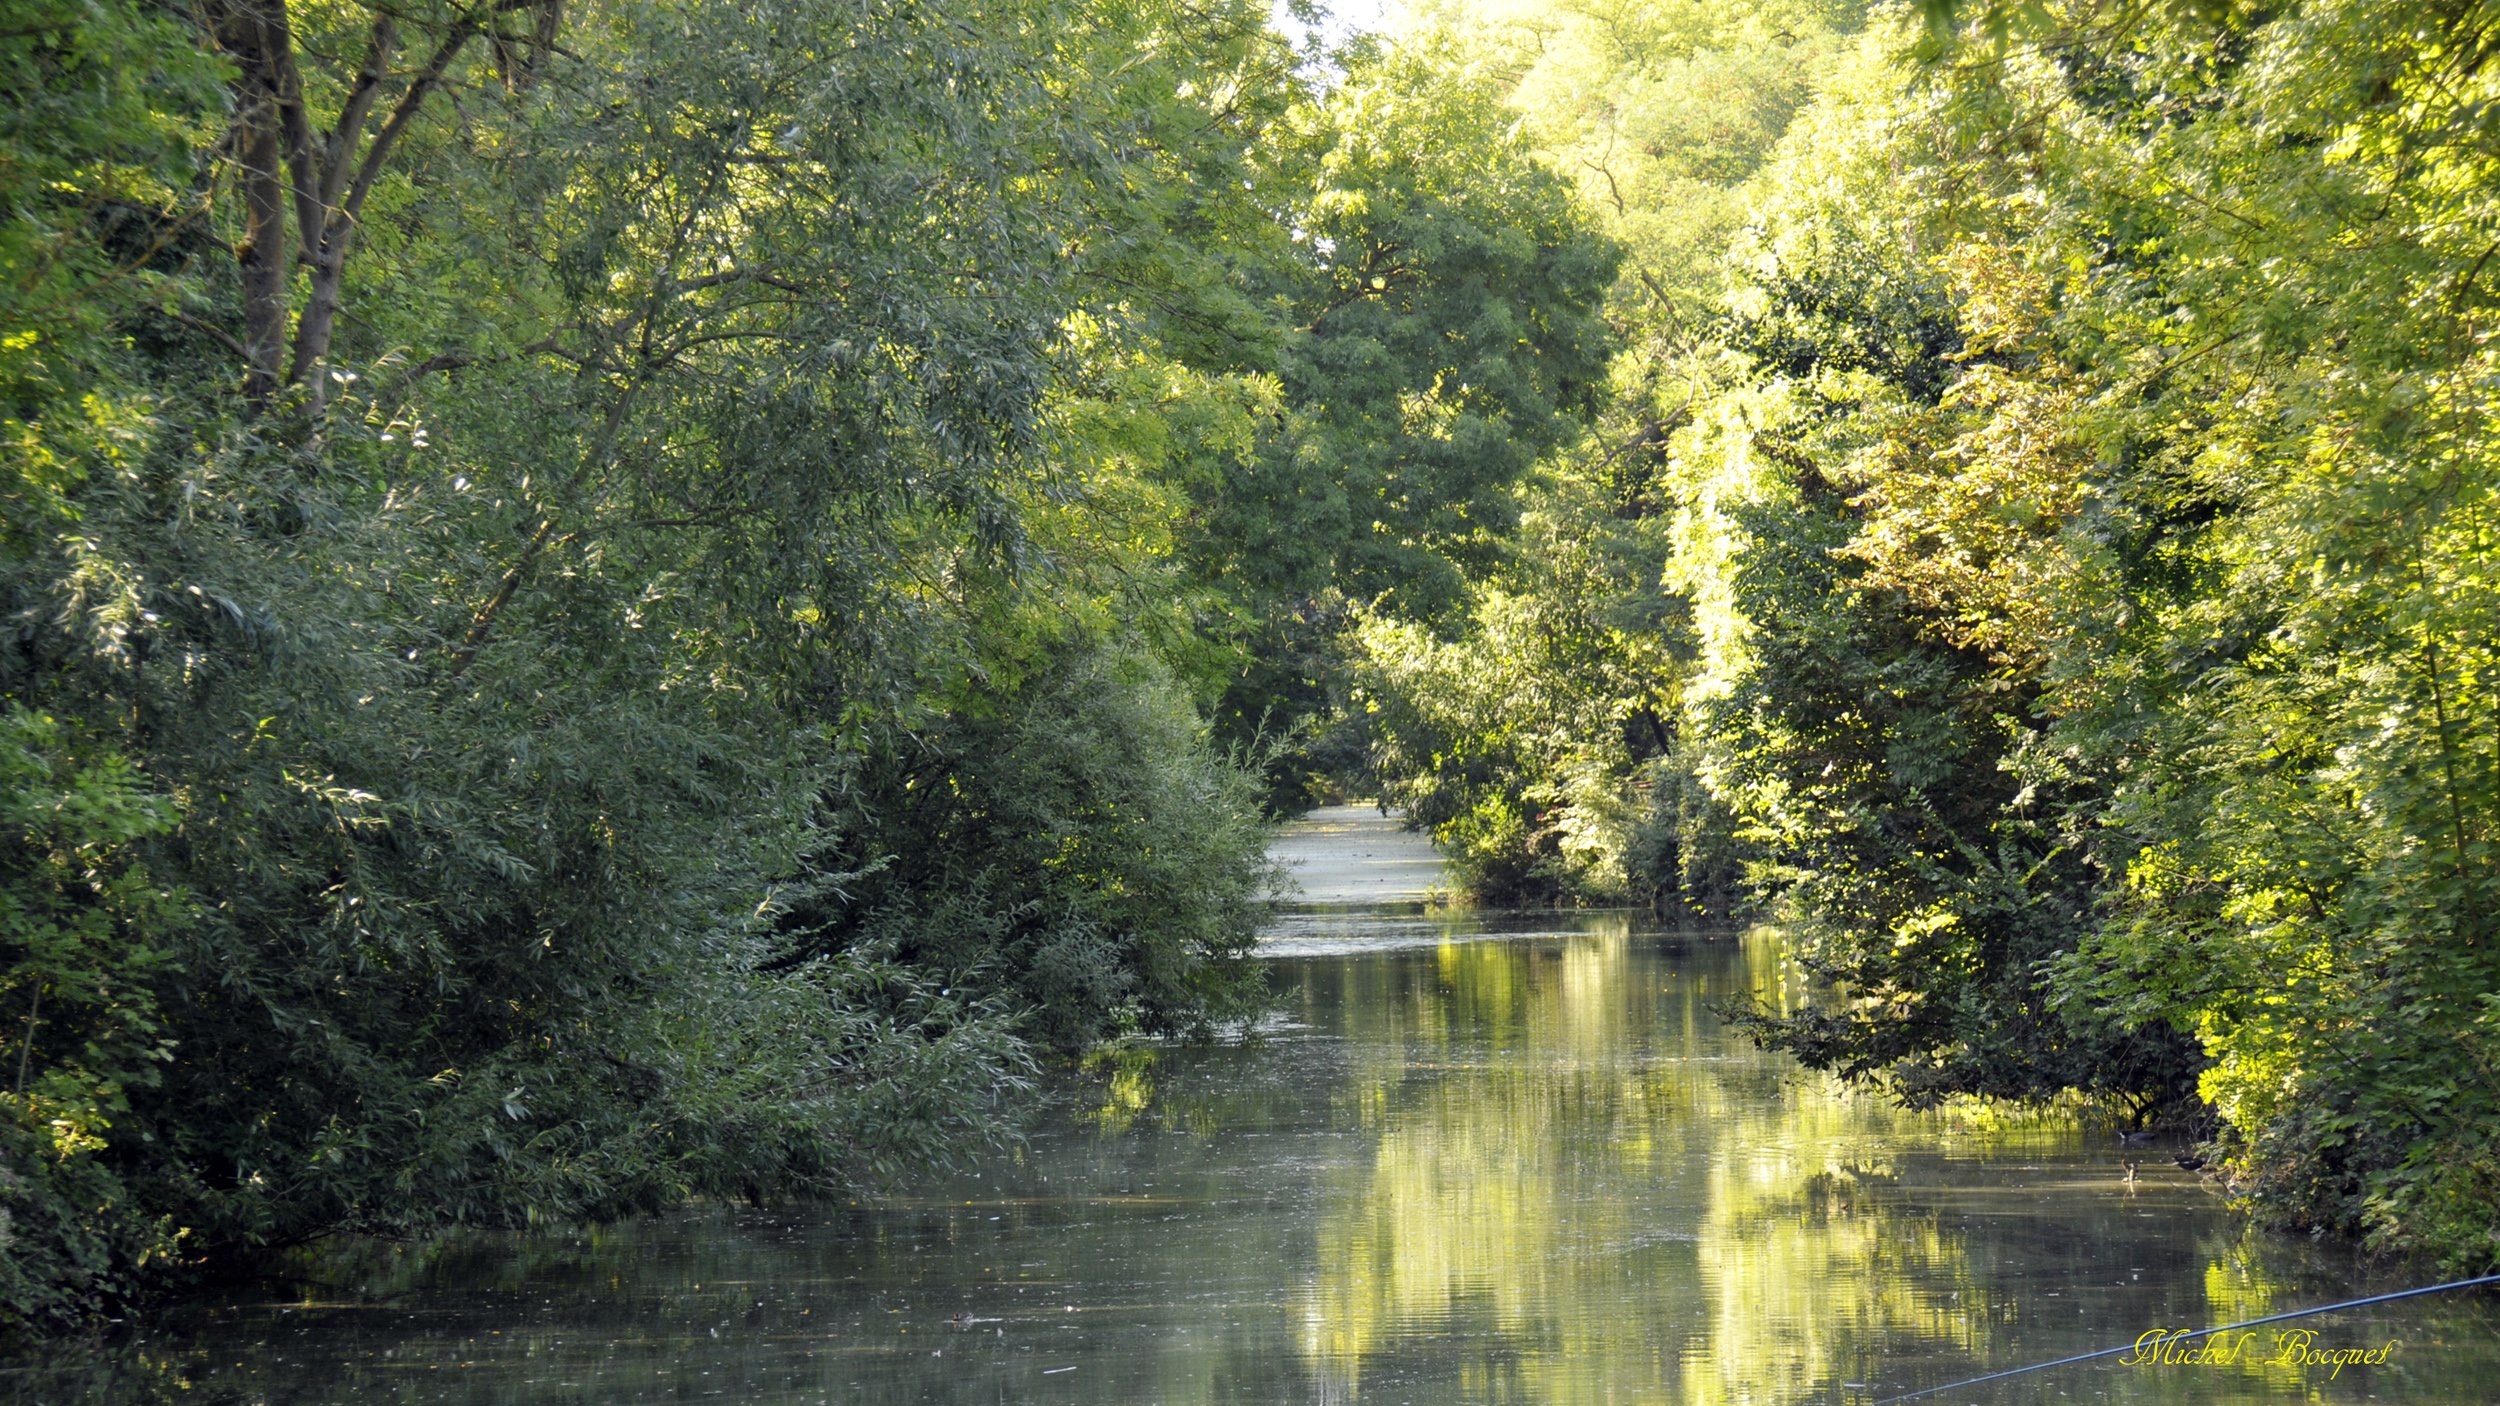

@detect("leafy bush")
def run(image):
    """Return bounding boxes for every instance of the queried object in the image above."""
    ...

[802,638,1276,1050]
[0,709,188,1327]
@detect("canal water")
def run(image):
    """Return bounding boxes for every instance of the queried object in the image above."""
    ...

[12,809,2499,1404]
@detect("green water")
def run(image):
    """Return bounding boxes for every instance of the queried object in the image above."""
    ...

[14,909,2498,1404]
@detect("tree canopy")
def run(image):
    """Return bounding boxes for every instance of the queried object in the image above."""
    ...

[0,0,1624,1329]
[1348,0,2500,1271]
[7,0,2499,1335]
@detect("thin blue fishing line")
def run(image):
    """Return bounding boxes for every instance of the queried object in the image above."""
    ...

[1869,1271,2500,1404]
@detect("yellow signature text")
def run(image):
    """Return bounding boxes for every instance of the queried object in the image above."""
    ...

[2121,1328,2397,1380]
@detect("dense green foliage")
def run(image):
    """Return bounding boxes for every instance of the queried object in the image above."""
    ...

[1345,0,1859,906]
[1195,37,1622,805]
[0,0,1615,1331]
[1347,0,2500,1268]
[14,0,2495,1335]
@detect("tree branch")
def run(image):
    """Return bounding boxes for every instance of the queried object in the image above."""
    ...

[166,309,253,362]
[320,15,402,217]
[255,0,328,261]
[290,11,480,393]
[445,516,556,679]
[342,18,477,233]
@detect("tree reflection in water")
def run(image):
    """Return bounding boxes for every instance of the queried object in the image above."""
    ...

[16,913,2500,1404]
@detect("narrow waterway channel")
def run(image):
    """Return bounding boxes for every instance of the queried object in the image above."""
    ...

[13,809,2499,1404]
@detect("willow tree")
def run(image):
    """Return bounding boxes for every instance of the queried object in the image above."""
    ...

[1,0,1294,1329]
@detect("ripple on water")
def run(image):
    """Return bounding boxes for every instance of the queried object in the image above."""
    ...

[11,911,2500,1404]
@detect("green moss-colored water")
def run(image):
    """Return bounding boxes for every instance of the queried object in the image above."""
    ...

[14,906,2497,1404]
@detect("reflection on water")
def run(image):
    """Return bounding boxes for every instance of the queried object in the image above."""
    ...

[10,909,2498,1404]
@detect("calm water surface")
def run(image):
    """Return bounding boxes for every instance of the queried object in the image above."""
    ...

[14,904,2499,1404]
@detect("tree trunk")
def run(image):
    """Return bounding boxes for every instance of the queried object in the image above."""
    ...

[209,0,487,414]
[217,4,290,402]
[285,17,475,412]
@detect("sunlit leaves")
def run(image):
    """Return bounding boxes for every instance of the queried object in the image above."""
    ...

[0,0,1308,1328]
[1678,0,2500,1265]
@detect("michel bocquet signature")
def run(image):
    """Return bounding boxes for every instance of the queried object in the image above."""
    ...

[2122,1328,2397,1380]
